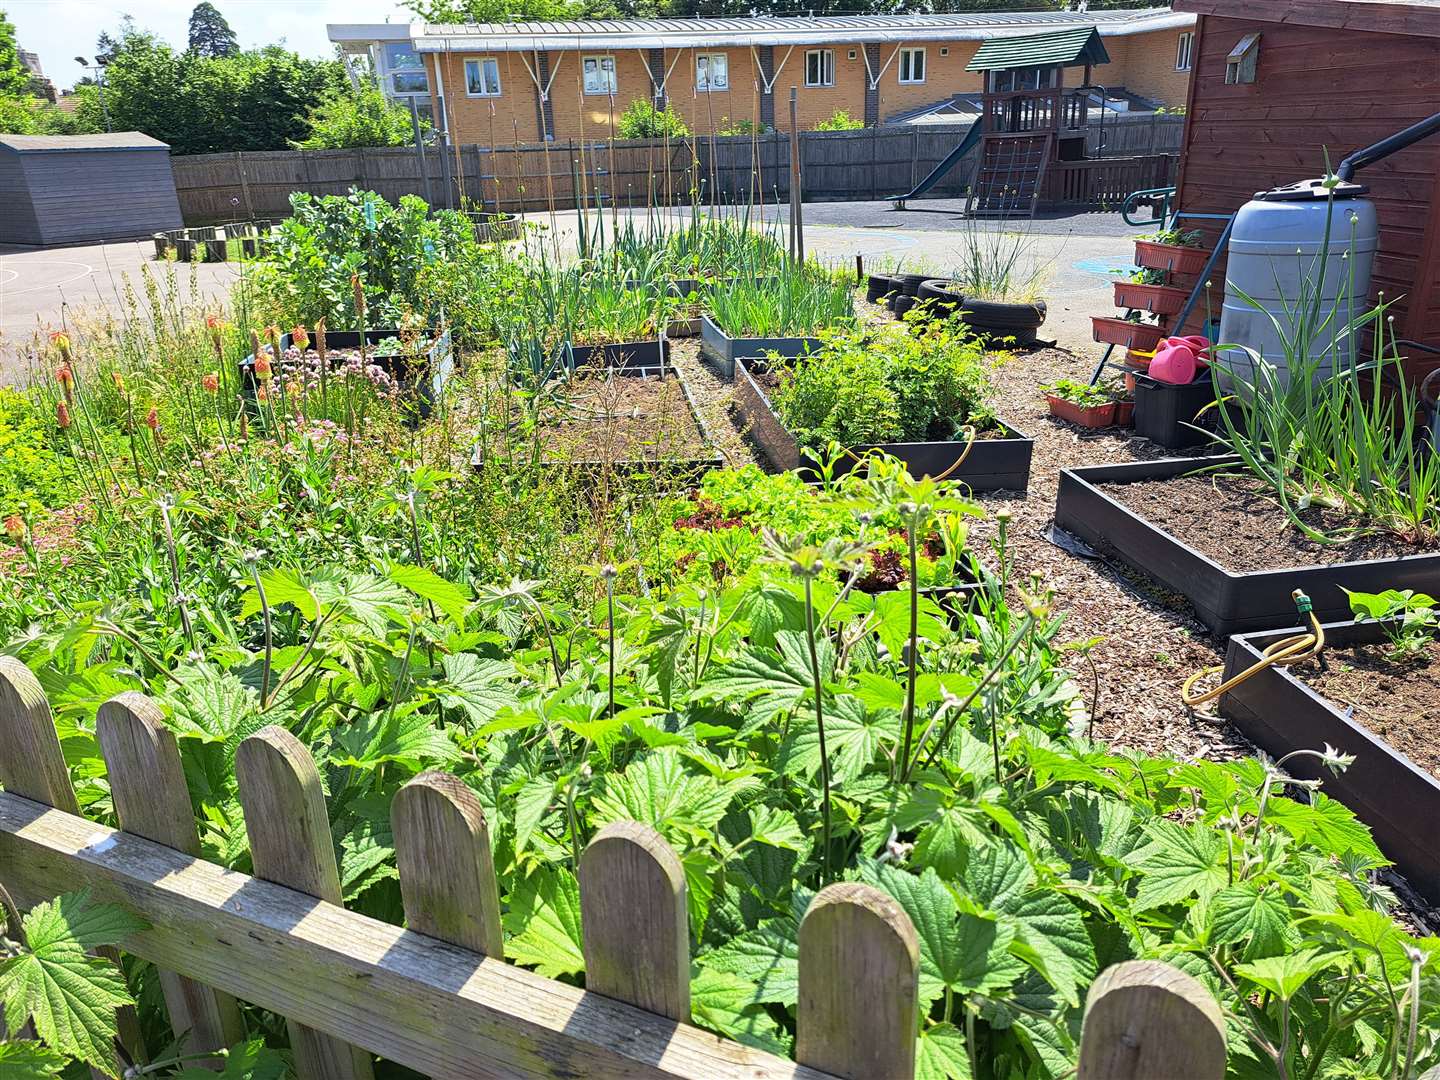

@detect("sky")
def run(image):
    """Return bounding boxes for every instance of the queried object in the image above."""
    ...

[8,0,414,92]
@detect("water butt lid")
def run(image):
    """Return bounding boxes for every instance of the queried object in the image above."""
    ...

[1256,176,1368,201]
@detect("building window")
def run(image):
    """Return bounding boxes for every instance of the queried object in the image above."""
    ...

[939,46,949,56]
[582,54,617,95]
[805,49,834,88]
[1175,31,1194,71]
[383,43,428,96]
[696,52,729,91]
[464,57,501,97]
[899,47,925,84]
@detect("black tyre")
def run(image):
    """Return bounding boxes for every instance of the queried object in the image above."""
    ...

[960,298,1047,329]
[893,294,917,317]
[866,274,899,304]
[895,273,933,297]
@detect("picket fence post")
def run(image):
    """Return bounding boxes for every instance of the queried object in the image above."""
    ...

[1077,959,1227,1079]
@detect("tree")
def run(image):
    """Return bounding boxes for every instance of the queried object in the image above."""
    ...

[187,2,239,58]
[615,98,689,139]
[0,9,33,98]
[296,81,418,149]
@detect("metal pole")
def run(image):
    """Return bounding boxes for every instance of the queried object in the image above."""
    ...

[410,97,433,207]
[789,86,803,264]
[95,66,111,133]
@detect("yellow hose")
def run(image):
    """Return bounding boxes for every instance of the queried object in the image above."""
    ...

[1181,590,1325,707]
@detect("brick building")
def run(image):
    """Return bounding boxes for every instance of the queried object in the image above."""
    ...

[329,8,1195,146]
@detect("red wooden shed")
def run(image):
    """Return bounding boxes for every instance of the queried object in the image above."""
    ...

[1170,0,1440,361]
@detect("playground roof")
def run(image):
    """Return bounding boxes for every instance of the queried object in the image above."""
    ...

[966,25,1111,71]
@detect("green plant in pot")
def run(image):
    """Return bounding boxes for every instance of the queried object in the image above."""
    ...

[1042,377,1128,429]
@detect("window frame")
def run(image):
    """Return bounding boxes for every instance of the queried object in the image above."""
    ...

[804,48,834,88]
[1175,31,1194,71]
[582,53,618,96]
[898,46,926,85]
[382,43,429,97]
[696,52,729,92]
[463,57,502,98]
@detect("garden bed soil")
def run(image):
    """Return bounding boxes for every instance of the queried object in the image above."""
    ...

[1055,456,1440,635]
[1221,617,1440,902]
[737,361,1032,492]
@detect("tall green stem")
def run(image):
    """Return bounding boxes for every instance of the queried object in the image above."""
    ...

[803,576,832,884]
[899,513,920,782]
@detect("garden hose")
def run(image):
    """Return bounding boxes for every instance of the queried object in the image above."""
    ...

[837,425,977,482]
[1180,590,1325,707]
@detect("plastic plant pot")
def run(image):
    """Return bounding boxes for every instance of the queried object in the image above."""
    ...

[1134,239,1210,275]
[1045,395,1117,429]
[1113,281,1188,316]
[1114,399,1135,427]
[1092,316,1165,351]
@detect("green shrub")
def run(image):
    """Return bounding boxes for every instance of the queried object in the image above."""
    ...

[0,387,75,517]
[813,109,863,131]
[771,320,995,446]
[295,81,419,150]
[615,98,690,139]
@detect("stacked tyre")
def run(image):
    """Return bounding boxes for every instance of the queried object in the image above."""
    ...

[866,274,899,305]
[959,299,1047,344]
[916,279,964,318]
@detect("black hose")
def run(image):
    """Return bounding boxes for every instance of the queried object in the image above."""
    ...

[1337,112,1440,181]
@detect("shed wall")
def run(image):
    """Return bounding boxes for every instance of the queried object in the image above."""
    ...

[0,151,42,245]
[1172,14,1440,344]
[12,148,182,246]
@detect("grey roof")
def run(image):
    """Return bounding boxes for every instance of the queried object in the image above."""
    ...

[394,8,1192,52]
[0,132,171,153]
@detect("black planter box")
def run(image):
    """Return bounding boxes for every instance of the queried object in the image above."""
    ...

[699,313,822,381]
[1221,617,1440,901]
[1054,455,1440,636]
[1132,374,1216,450]
[473,364,722,483]
[241,328,453,420]
[736,359,1032,493]
[565,338,670,370]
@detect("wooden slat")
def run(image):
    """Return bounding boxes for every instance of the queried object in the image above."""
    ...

[1077,960,1226,1080]
[580,821,690,1021]
[0,792,828,1080]
[96,693,244,1065]
[796,883,918,1080]
[236,727,375,1080]
[393,771,503,957]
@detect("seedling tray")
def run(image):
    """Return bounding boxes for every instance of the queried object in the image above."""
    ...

[1053,456,1440,636]
[699,314,822,381]
[736,359,1032,493]
[240,328,453,419]
[1220,616,1440,901]
[473,364,722,483]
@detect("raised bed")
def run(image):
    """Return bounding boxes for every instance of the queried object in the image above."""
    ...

[241,328,453,419]
[476,364,722,482]
[1092,317,1165,352]
[699,313,822,380]
[1220,616,1440,901]
[1113,281,1187,316]
[736,359,1032,492]
[565,338,670,369]
[1053,455,1440,636]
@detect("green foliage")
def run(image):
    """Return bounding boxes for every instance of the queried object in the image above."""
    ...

[1041,378,1119,409]
[813,109,863,131]
[0,9,32,97]
[615,98,691,139]
[296,81,421,150]
[0,387,81,517]
[187,1,239,58]
[1345,587,1438,660]
[772,320,995,446]
[706,263,854,337]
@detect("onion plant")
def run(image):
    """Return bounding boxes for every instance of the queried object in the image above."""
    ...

[707,263,854,337]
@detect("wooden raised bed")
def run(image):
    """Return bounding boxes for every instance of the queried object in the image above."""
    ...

[1054,455,1440,636]
[736,359,1032,492]
[1221,616,1440,901]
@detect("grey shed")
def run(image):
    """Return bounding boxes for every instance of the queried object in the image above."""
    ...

[0,132,183,246]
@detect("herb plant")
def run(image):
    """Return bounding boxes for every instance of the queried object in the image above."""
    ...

[1345,587,1439,661]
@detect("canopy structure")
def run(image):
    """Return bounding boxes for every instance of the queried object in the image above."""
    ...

[966,25,1111,71]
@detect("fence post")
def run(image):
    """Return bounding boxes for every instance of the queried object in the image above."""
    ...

[1077,960,1226,1080]
[236,727,375,1080]
[392,771,503,957]
[96,692,245,1063]
[797,882,919,1080]
[0,658,150,1075]
[579,820,689,1020]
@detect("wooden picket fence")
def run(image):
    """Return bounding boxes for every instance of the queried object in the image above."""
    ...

[0,656,1230,1079]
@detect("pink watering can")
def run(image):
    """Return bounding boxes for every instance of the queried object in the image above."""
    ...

[1148,336,1211,385]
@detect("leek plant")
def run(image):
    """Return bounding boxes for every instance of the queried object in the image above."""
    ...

[707,263,854,337]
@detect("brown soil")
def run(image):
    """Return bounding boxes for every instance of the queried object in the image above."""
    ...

[1297,642,1440,776]
[535,372,711,464]
[1102,473,1437,572]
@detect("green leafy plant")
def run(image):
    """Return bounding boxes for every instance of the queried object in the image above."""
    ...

[1041,378,1120,409]
[813,110,863,131]
[615,98,690,139]
[706,264,854,338]
[1344,587,1439,661]
[1138,227,1204,247]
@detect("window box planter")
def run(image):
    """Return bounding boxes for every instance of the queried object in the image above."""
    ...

[564,338,670,370]
[1113,281,1188,317]
[1046,395,1117,429]
[241,328,453,420]
[473,364,722,483]
[1053,455,1440,636]
[1220,616,1440,902]
[1134,239,1210,276]
[698,313,822,381]
[736,359,1032,492]
[1092,317,1165,352]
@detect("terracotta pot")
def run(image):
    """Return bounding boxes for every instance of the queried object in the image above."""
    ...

[1092,316,1165,351]
[1113,281,1188,316]
[1134,240,1209,275]
[1114,399,1136,427]
[1046,394,1117,429]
